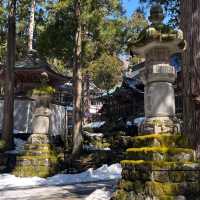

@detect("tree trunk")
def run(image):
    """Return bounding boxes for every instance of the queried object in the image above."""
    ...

[2,0,16,149]
[181,0,200,157]
[28,0,36,51]
[83,73,90,124]
[72,0,83,157]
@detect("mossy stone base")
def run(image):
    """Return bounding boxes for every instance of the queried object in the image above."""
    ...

[126,147,195,162]
[112,131,200,200]
[139,118,180,135]
[12,134,58,177]
[112,190,200,200]
[131,134,191,148]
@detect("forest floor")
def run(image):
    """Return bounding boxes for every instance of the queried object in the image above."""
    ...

[0,179,117,200]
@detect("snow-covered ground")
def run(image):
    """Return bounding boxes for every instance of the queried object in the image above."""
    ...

[84,131,104,137]
[0,164,122,190]
[83,144,111,151]
[84,121,105,128]
[126,117,145,127]
[85,188,112,200]
[0,180,117,200]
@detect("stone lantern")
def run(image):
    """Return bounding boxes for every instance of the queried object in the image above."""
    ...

[130,3,184,134]
[112,4,200,200]
[13,77,58,177]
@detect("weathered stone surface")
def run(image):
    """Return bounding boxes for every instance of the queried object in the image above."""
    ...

[139,117,181,135]
[145,181,200,196]
[145,82,175,118]
[126,147,195,162]
[28,133,51,144]
[131,134,190,149]
[13,135,58,177]
[32,106,51,134]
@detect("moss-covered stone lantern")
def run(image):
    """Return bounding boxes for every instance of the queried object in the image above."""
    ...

[112,4,200,200]
[12,73,59,177]
[129,3,185,134]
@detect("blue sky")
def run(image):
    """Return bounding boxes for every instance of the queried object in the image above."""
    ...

[122,0,169,22]
[122,0,140,17]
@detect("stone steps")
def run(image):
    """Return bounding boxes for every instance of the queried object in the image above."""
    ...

[24,143,51,151]
[111,134,191,152]
[126,147,195,162]
[13,134,59,177]
[146,181,200,197]
[121,161,200,182]
[130,134,191,148]
[112,132,200,200]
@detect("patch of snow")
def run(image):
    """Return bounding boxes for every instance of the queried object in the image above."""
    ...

[84,131,104,137]
[0,174,47,189]
[13,129,24,134]
[0,164,122,190]
[85,188,112,200]
[126,121,132,126]
[84,121,105,128]
[89,104,103,114]
[66,106,73,111]
[6,138,26,154]
[83,144,111,151]
[46,163,121,186]
[134,117,145,126]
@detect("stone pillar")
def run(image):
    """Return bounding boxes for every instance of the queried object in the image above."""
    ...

[140,47,179,134]
[28,105,52,144]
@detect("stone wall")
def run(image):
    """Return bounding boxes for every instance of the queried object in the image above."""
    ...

[0,99,67,136]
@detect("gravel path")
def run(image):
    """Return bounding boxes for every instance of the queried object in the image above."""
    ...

[0,180,118,200]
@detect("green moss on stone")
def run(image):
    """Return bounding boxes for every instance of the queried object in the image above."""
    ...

[0,140,6,152]
[146,181,200,196]
[31,86,56,95]
[126,147,195,162]
[119,180,145,193]
[154,196,183,200]
[121,160,200,171]
[113,189,129,200]
[13,164,56,178]
[132,134,190,148]
[127,147,193,154]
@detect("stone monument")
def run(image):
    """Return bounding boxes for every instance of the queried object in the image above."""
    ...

[112,4,200,200]
[13,89,58,177]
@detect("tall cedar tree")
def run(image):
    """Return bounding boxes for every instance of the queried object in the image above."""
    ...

[181,0,200,156]
[72,0,83,156]
[2,0,16,149]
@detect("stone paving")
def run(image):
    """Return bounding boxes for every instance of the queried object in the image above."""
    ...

[0,180,117,200]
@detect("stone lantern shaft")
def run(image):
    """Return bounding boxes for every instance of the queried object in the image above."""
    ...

[143,46,176,116]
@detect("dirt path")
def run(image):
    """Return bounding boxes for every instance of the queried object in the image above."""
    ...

[0,180,118,200]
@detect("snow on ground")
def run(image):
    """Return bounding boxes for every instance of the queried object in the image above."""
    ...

[83,144,111,151]
[126,117,145,127]
[13,129,25,134]
[85,188,112,200]
[84,121,105,128]
[0,164,122,190]
[84,131,104,137]
[46,163,121,186]
[134,117,145,126]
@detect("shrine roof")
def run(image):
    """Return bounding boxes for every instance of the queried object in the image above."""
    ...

[0,50,71,83]
[15,50,50,69]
